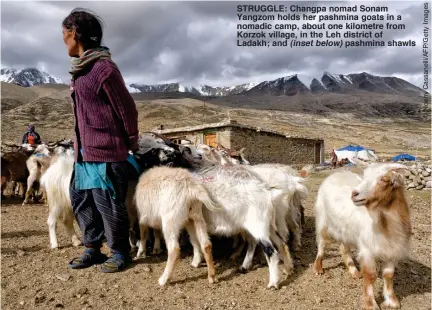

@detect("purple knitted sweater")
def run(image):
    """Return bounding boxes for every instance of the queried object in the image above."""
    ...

[70,59,138,162]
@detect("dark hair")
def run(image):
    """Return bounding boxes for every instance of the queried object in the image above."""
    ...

[62,8,105,50]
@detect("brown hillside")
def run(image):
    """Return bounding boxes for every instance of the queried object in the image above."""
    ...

[1,84,430,159]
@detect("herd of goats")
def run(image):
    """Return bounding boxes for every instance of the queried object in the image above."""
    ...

[1,132,413,310]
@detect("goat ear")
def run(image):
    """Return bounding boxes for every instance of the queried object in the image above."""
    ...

[299,170,308,178]
[390,167,407,174]
[239,147,245,153]
[387,172,405,187]
[388,163,408,172]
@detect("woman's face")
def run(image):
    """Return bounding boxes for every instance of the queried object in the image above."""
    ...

[62,26,79,57]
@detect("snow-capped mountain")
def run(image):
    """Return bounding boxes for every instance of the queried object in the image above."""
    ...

[127,72,425,97]
[129,82,258,96]
[297,72,425,96]
[246,75,310,96]
[1,66,425,98]
[1,68,64,87]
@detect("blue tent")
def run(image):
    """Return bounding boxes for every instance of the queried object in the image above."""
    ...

[335,145,379,162]
[392,154,416,162]
[337,145,367,152]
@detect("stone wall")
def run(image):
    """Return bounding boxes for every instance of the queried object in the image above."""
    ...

[163,125,324,165]
[404,161,432,190]
[229,127,322,165]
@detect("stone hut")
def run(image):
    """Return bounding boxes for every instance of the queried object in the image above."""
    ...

[155,120,325,165]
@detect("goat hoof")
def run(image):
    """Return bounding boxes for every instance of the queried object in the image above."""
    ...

[381,296,401,309]
[237,267,248,274]
[158,277,168,286]
[362,298,380,310]
[283,267,294,276]
[349,268,362,279]
[72,239,82,247]
[208,276,218,284]
[50,244,59,250]
[152,249,162,255]
[267,282,279,290]
[134,254,146,260]
[311,263,324,275]
[191,261,201,268]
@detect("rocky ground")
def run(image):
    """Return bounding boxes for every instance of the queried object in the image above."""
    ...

[404,162,432,190]
[1,169,430,310]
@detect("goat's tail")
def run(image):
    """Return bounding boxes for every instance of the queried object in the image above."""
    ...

[294,181,309,200]
[298,164,314,178]
[193,183,221,212]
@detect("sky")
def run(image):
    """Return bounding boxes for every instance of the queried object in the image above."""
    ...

[0,0,428,88]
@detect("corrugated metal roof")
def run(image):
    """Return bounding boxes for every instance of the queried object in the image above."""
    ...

[153,119,323,141]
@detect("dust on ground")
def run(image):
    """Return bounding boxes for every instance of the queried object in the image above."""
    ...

[1,170,431,310]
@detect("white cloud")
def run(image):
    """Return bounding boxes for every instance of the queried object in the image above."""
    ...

[0,1,426,88]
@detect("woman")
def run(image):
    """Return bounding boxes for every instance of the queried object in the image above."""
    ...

[62,8,140,273]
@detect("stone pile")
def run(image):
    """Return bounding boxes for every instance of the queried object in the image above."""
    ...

[404,162,432,190]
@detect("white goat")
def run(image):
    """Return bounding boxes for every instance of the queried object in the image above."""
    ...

[134,166,220,286]
[250,163,310,251]
[38,134,175,251]
[134,164,294,289]
[39,149,81,249]
[22,144,51,205]
[243,164,309,248]
[198,148,309,253]
[22,144,68,205]
[312,160,411,310]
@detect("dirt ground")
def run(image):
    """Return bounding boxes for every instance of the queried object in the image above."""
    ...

[1,169,431,310]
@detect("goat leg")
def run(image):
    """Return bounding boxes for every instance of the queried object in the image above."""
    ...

[230,233,246,261]
[47,213,59,249]
[340,243,361,279]
[158,221,182,286]
[152,229,162,255]
[239,233,256,273]
[312,228,329,275]
[381,261,401,309]
[259,239,280,290]
[360,258,380,310]
[136,224,149,258]
[185,222,203,268]
[63,216,81,247]
[270,229,294,277]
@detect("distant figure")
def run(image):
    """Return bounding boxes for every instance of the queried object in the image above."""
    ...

[331,149,338,169]
[21,124,41,145]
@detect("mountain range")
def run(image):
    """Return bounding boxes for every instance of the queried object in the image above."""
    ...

[0,68,63,87]
[1,66,430,155]
[0,67,426,98]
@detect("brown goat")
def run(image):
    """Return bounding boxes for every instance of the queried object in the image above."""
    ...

[1,151,31,198]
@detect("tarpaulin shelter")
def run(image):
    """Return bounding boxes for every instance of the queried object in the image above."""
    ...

[335,145,379,162]
[392,153,416,162]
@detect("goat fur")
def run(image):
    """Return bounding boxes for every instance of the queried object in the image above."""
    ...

[134,164,294,289]
[39,149,81,249]
[312,161,411,310]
